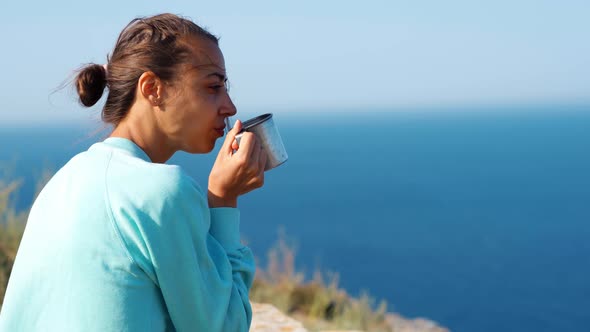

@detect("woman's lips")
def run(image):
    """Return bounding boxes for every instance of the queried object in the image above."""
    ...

[214,126,226,137]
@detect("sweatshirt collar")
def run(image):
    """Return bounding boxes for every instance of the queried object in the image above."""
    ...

[102,137,152,162]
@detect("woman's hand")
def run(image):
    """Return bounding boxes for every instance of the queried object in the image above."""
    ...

[208,120,267,208]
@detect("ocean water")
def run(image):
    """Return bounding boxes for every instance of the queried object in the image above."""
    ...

[1,106,589,332]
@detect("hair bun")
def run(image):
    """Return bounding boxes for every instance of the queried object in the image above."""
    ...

[75,64,107,107]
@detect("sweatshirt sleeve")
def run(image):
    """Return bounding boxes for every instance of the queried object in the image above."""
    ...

[108,169,255,332]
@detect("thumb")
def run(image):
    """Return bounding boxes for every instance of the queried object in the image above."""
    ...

[222,119,242,153]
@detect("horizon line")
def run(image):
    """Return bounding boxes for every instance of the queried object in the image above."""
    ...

[1,101,589,129]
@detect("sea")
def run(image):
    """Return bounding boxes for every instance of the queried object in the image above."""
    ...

[1,105,589,332]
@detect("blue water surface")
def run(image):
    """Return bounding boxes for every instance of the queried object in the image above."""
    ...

[1,106,589,332]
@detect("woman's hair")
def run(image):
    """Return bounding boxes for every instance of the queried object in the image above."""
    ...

[75,13,218,125]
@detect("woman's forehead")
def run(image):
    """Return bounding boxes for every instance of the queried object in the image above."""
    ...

[186,38,225,72]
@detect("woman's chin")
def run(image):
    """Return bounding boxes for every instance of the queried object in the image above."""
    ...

[187,141,216,154]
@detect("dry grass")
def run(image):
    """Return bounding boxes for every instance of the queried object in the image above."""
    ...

[250,231,392,332]
[0,169,51,309]
[0,179,28,308]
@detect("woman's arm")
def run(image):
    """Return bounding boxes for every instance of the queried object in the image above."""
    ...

[109,170,255,332]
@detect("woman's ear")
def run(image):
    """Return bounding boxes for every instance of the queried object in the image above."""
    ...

[138,71,164,107]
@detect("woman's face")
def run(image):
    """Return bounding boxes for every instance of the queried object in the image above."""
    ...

[160,37,237,154]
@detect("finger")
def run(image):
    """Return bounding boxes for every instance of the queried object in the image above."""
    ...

[257,146,267,173]
[235,132,257,159]
[222,119,243,154]
[258,170,265,188]
[245,171,264,189]
[247,135,262,166]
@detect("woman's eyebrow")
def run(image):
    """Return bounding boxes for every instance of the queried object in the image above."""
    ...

[206,72,227,81]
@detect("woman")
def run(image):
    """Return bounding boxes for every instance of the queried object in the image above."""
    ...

[0,13,264,332]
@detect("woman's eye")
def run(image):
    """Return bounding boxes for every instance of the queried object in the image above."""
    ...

[207,80,230,94]
[208,85,225,93]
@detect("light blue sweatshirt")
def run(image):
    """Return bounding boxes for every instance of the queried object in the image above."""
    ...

[0,137,255,332]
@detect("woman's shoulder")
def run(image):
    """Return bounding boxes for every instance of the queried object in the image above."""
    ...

[88,144,204,207]
[105,163,207,222]
[110,159,202,199]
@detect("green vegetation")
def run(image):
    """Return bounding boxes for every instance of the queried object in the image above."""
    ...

[250,232,391,332]
[0,177,393,331]
[0,179,28,308]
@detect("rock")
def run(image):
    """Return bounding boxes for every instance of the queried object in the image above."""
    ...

[385,313,450,332]
[250,302,450,332]
[250,302,308,332]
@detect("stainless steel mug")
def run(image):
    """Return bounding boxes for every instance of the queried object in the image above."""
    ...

[226,113,288,171]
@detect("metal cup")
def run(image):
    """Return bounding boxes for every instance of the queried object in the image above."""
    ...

[226,113,288,171]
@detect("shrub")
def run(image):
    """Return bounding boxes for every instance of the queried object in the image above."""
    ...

[0,179,27,307]
[249,231,391,332]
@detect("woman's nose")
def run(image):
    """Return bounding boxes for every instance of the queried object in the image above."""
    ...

[222,95,237,116]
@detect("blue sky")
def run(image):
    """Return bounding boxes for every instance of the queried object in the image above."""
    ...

[1,0,588,124]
